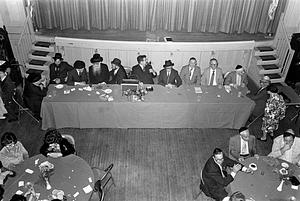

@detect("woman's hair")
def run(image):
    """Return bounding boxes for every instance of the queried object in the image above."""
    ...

[1,132,17,147]
[266,84,279,94]
[44,128,63,144]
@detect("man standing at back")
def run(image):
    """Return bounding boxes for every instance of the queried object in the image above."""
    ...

[180,57,201,86]
[131,55,157,84]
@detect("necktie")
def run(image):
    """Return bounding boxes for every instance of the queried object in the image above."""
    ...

[167,71,170,84]
[209,70,215,86]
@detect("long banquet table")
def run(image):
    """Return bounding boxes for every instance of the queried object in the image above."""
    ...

[41,84,255,130]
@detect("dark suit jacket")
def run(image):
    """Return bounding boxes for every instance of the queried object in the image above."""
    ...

[23,81,47,116]
[49,61,73,84]
[158,68,182,87]
[229,135,257,160]
[66,68,88,86]
[0,76,15,105]
[131,64,156,84]
[201,155,240,201]
[247,87,268,117]
[40,138,75,157]
[108,66,128,84]
[88,64,110,84]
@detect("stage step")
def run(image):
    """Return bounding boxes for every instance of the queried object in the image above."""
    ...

[254,46,276,56]
[264,73,284,83]
[32,41,55,52]
[258,64,281,74]
[256,55,279,65]
[28,50,54,62]
[26,59,51,71]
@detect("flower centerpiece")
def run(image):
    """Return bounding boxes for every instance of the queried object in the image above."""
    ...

[123,82,148,101]
[39,161,55,190]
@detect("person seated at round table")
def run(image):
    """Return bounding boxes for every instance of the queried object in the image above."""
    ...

[0,132,29,169]
[200,148,252,201]
[224,65,248,88]
[229,127,258,162]
[268,129,300,166]
[201,58,224,87]
[40,129,75,158]
[158,60,182,88]
[88,53,109,84]
[222,191,253,201]
[108,58,128,84]
[23,73,48,120]
[66,60,88,86]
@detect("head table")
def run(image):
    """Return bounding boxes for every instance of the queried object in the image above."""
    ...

[231,156,300,201]
[3,154,94,201]
[41,84,255,130]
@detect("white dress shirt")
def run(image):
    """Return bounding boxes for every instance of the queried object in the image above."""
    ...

[114,67,119,75]
[209,68,217,86]
[189,67,195,80]
[236,73,241,86]
[240,137,249,155]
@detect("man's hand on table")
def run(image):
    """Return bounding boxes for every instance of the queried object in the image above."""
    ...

[238,157,245,162]
[233,164,242,173]
[281,142,292,154]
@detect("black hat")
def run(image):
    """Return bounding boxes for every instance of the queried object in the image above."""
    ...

[27,73,41,83]
[90,53,103,63]
[111,58,121,67]
[53,53,63,61]
[235,65,243,70]
[163,60,174,68]
[74,60,85,69]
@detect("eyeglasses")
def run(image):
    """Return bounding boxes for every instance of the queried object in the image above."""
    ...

[5,142,15,148]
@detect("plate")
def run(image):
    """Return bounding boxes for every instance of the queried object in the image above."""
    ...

[55,84,64,89]
[281,162,289,169]
[102,89,112,94]
[279,168,288,175]
[249,163,257,171]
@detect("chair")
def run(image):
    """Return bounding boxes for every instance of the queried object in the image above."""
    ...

[12,88,40,123]
[89,164,115,201]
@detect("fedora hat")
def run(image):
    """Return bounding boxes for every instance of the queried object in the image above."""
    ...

[73,60,85,69]
[163,60,174,68]
[53,53,63,61]
[111,58,121,67]
[90,53,103,63]
[27,73,41,83]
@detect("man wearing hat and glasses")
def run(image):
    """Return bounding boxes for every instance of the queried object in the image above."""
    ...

[49,53,73,84]
[224,65,248,88]
[88,53,109,84]
[158,60,182,88]
[66,60,88,86]
[247,75,271,122]
[268,129,300,166]
[108,58,127,84]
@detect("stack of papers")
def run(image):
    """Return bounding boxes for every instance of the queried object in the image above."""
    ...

[194,87,202,94]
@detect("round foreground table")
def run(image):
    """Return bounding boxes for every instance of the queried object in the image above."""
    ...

[3,154,94,201]
[231,156,300,201]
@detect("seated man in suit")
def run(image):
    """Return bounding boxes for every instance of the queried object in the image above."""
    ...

[158,60,182,88]
[229,127,258,162]
[66,60,88,86]
[268,129,300,165]
[246,76,271,122]
[179,57,201,86]
[108,58,128,84]
[49,53,73,84]
[201,58,224,86]
[201,148,252,201]
[88,53,110,84]
[224,65,248,88]
[131,55,157,84]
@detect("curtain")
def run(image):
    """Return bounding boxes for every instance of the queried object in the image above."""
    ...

[32,0,287,34]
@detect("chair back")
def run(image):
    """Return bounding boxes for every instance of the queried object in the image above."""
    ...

[62,134,76,148]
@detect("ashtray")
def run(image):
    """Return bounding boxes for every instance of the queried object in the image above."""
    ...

[249,163,257,171]
[279,168,288,175]
[54,84,64,89]
[281,162,289,169]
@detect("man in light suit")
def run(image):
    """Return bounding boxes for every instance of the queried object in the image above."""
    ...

[66,60,88,86]
[229,127,258,162]
[201,58,224,86]
[158,60,182,87]
[200,148,252,201]
[179,57,201,86]
[224,65,248,88]
[247,76,271,121]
